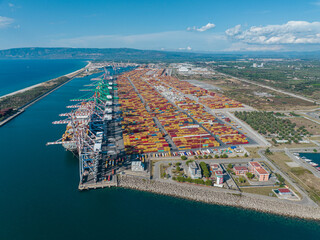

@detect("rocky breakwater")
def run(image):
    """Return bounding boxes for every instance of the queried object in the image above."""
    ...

[118,175,320,220]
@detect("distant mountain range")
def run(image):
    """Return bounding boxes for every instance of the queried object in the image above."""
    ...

[0,48,217,61]
[0,47,319,61]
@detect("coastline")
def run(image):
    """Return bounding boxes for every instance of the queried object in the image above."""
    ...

[0,61,91,127]
[118,175,320,220]
[0,61,91,100]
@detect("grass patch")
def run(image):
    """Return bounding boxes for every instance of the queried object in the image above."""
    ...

[291,167,312,176]
[266,151,320,204]
[241,186,276,197]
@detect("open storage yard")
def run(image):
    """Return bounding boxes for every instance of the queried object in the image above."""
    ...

[177,73,317,111]
[116,68,255,157]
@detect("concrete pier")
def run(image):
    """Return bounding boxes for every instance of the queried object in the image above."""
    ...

[79,175,118,190]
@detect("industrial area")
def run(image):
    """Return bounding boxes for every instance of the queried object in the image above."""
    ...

[46,64,319,207]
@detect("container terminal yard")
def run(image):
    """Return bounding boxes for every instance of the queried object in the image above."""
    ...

[47,65,268,190]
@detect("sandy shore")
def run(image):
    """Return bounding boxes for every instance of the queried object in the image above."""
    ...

[0,61,91,100]
[118,175,320,220]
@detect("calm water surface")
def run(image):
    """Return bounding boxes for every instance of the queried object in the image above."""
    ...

[0,59,87,96]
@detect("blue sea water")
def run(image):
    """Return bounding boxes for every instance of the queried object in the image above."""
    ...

[299,152,320,164]
[0,59,87,96]
[0,64,319,239]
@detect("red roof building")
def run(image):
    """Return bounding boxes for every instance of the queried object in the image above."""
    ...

[233,166,248,175]
[278,188,291,195]
[248,162,269,181]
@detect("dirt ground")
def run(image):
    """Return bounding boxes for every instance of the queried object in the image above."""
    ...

[266,151,320,204]
[180,73,317,111]
[290,117,320,135]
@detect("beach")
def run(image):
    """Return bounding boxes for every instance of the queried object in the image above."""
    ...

[0,61,91,100]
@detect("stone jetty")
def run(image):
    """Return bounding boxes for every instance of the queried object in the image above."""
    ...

[118,175,320,220]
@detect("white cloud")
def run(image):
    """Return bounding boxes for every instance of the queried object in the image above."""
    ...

[225,24,241,36]
[187,23,215,32]
[0,16,14,28]
[225,21,320,44]
[178,46,192,51]
[8,3,15,7]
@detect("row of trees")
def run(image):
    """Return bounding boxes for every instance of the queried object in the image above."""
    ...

[173,176,212,186]
[194,154,229,159]
[199,162,210,178]
[235,111,311,143]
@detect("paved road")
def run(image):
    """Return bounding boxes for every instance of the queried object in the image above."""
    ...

[154,76,267,148]
[152,156,317,207]
[258,149,318,207]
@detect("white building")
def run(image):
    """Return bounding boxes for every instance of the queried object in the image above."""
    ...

[178,66,189,72]
[131,161,145,172]
[188,162,202,179]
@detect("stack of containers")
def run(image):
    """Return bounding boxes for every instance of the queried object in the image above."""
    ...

[159,75,243,109]
[117,72,169,154]
[131,75,220,150]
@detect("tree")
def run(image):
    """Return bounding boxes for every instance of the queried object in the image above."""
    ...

[227,163,233,169]
[199,162,210,178]
[265,148,272,155]
[246,172,254,179]
[181,155,187,160]
[276,173,285,186]
[314,149,318,153]
[244,153,248,157]
[238,177,246,183]
[215,155,220,159]
[205,180,212,186]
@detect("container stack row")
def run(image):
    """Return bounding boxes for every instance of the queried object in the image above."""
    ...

[117,71,169,154]
[128,71,220,151]
[147,74,249,145]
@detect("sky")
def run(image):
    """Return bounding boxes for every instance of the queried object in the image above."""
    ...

[1,0,320,52]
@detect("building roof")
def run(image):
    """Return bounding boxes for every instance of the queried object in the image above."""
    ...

[249,161,261,168]
[210,164,219,170]
[214,170,223,175]
[255,167,268,175]
[278,188,291,193]
[189,161,199,169]
[234,166,248,171]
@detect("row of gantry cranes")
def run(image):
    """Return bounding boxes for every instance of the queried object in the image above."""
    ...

[47,67,123,185]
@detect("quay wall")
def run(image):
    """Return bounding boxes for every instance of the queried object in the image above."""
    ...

[118,175,320,220]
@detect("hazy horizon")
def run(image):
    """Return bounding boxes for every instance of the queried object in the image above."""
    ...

[1,0,320,53]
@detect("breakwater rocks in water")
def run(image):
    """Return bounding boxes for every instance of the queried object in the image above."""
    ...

[118,175,320,220]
